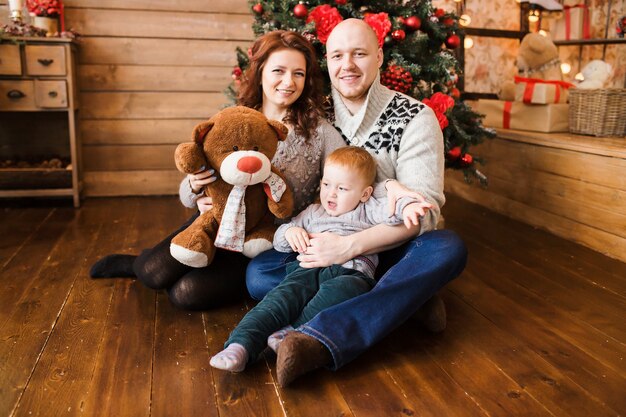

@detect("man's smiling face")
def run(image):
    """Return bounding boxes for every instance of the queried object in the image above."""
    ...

[325,19,383,113]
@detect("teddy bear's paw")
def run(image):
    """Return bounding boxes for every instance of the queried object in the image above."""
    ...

[242,239,273,258]
[170,243,209,268]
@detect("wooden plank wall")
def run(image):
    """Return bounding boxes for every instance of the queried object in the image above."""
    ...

[62,0,255,196]
[444,131,626,264]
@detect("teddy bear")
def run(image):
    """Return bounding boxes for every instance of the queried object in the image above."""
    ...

[499,33,563,101]
[576,59,613,89]
[170,106,294,268]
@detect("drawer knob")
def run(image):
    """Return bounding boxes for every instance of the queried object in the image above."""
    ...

[38,58,54,66]
[7,90,26,99]
[48,91,58,98]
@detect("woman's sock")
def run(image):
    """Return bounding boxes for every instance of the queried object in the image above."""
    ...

[89,254,137,278]
[267,326,295,353]
[210,343,249,372]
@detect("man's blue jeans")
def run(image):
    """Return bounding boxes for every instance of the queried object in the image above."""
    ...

[245,229,467,369]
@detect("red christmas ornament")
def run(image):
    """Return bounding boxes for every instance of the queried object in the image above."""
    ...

[445,34,461,49]
[447,146,462,160]
[434,8,446,18]
[294,3,308,18]
[450,87,461,99]
[335,0,347,4]
[460,153,473,166]
[391,29,406,41]
[381,64,413,94]
[404,16,421,31]
[252,3,263,14]
[232,66,242,79]
[442,17,455,27]
[397,16,406,25]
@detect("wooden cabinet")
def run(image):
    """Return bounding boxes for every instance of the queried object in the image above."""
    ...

[0,37,81,206]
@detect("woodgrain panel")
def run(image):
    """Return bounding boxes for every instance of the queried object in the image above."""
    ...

[151,293,218,417]
[9,201,133,417]
[78,64,232,92]
[66,9,253,40]
[495,129,626,160]
[80,92,228,119]
[80,119,203,145]
[77,38,250,66]
[82,144,177,171]
[482,166,626,239]
[84,170,183,196]
[475,138,626,191]
[64,0,249,13]
[445,170,626,263]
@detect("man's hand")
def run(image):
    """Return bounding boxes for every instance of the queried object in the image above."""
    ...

[297,232,357,268]
[197,196,213,214]
[385,180,430,216]
[402,201,432,229]
[188,169,216,194]
[285,227,310,253]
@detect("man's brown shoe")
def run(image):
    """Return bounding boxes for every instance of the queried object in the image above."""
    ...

[411,294,447,333]
[276,332,332,387]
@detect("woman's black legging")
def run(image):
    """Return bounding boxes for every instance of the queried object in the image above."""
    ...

[132,212,249,310]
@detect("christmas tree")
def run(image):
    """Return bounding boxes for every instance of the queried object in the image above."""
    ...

[228,0,495,184]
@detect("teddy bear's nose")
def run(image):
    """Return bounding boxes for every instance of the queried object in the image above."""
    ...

[237,156,263,173]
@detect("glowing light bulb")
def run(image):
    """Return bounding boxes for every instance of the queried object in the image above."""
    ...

[560,62,571,74]
[464,37,474,49]
[528,12,539,23]
[459,14,471,26]
[574,72,584,81]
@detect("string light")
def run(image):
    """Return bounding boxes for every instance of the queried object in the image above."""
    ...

[464,36,474,49]
[528,9,540,23]
[459,14,471,26]
[574,72,585,81]
[560,62,571,74]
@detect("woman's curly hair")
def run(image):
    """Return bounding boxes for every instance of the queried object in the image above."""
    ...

[237,31,325,142]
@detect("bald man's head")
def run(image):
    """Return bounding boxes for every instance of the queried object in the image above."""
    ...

[325,18,384,114]
[326,19,380,52]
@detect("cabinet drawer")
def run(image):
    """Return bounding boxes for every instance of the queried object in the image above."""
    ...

[25,45,66,76]
[0,80,36,110]
[0,44,22,75]
[35,80,68,108]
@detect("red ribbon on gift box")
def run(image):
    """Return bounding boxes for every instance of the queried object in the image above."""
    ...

[564,4,591,40]
[60,0,64,32]
[514,76,575,104]
[503,101,513,129]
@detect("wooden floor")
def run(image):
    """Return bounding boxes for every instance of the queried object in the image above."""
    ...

[0,195,624,417]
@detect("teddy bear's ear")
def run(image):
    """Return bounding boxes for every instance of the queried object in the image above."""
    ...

[192,120,215,144]
[267,119,289,142]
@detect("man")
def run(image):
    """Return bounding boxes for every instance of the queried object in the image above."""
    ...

[271,18,468,386]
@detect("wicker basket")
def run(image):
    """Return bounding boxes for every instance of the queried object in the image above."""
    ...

[568,88,626,137]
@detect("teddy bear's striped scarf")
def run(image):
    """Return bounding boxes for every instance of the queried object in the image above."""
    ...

[214,172,287,252]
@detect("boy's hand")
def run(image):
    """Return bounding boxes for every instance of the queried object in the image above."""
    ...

[402,201,432,229]
[285,227,310,253]
[385,180,428,216]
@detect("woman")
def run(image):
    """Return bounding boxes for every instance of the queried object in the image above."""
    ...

[91,31,346,310]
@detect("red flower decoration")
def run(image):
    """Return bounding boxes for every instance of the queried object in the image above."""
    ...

[422,92,455,130]
[363,12,392,48]
[307,5,344,44]
[27,0,61,17]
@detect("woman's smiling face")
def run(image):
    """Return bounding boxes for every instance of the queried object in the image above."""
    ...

[261,48,307,112]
